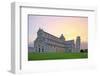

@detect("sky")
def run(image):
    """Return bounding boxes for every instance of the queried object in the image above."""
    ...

[28,15,88,49]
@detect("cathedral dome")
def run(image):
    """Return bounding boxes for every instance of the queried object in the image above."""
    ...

[59,34,65,41]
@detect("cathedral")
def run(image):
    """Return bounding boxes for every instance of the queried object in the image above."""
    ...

[33,28,81,53]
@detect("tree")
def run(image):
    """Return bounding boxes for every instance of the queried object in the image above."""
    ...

[84,49,88,53]
[80,49,84,53]
[80,49,88,53]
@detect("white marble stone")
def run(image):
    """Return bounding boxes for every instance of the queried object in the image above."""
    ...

[33,29,80,53]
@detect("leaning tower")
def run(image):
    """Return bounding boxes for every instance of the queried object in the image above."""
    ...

[76,36,81,53]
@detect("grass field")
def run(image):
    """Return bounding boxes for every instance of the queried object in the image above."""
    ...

[28,52,88,61]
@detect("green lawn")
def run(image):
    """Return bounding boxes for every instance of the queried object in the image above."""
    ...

[28,52,88,61]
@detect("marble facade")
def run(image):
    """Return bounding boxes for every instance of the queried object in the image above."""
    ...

[33,29,80,53]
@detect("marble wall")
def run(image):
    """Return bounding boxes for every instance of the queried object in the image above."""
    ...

[33,29,80,53]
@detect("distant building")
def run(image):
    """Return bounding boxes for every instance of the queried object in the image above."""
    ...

[28,47,34,52]
[31,29,81,53]
[76,36,81,52]
[65,40,75,53]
